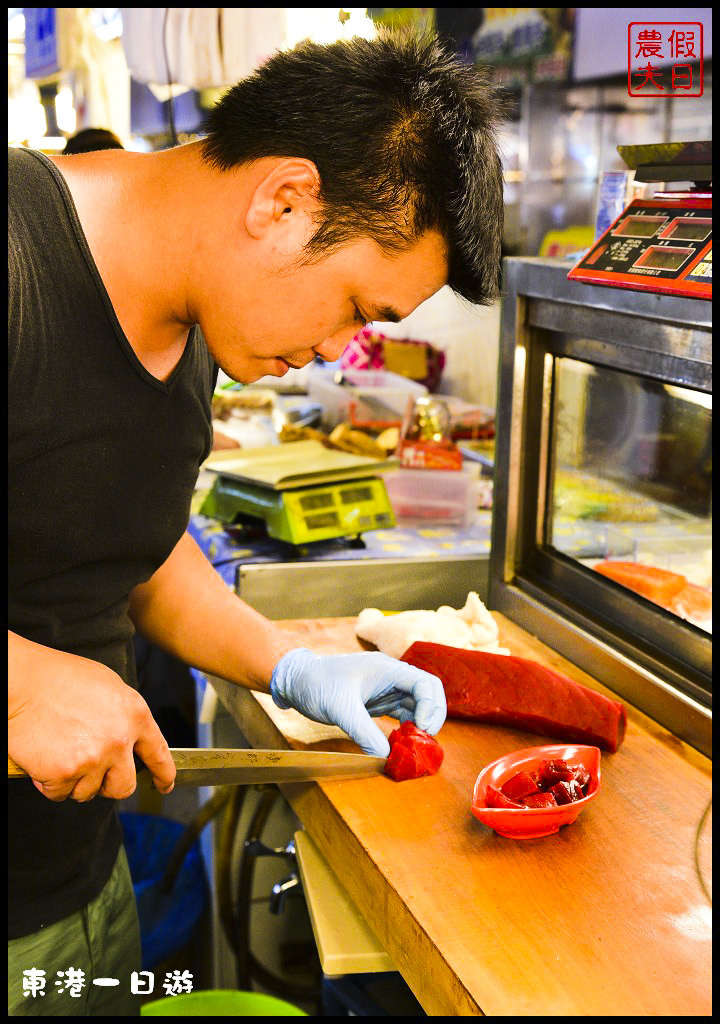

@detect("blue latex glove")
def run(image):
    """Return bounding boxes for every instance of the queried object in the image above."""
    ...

[269,649,446,758]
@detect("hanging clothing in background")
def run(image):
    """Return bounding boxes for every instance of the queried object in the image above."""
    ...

[120,8,171,87]
[183,9,225,88]
[120,8,289,89]
[60,9,131,139]
[220,9,288,83]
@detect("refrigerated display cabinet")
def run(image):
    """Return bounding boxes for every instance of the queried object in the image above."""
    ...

[490,258,711,756]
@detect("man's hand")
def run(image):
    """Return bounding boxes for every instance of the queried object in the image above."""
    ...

[269,648,447,757]
[8,632,175,802]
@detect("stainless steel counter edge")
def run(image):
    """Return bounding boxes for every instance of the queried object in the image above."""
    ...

[235,553,489,619]
[502,257,712,329]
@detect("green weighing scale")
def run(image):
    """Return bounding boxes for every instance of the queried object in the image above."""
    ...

[200,440,396,545]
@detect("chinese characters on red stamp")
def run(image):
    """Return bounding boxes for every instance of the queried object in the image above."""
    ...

[628,23,703,96]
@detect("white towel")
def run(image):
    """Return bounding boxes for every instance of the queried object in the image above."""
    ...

[355,592,511,661]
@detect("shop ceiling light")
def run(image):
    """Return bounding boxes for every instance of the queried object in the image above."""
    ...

[8,10,25,41]
[286,7,377,47]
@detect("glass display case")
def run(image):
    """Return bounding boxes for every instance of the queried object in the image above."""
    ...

[490,258,711,756]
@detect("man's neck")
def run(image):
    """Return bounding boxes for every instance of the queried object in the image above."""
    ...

[51,143,206,382]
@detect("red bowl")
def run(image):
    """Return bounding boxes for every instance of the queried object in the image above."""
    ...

[471,744,602,840]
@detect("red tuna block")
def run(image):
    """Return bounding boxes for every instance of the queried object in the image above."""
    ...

[400,642,627,752]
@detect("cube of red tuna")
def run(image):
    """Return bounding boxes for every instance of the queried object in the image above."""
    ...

[385,743,419,782]
[385,721,444,781]
[520,791,558,809]
[539,759,576,786]
[549,780,585,805]
[569,763,591,790]
[501,770,541,801]
[485,784,526,809]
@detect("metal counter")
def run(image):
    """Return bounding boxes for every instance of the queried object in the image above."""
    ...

[188,511,492,617]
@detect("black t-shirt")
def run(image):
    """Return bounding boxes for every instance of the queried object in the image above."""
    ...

[8,147,216,937]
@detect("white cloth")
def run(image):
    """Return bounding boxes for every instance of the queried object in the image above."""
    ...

[355,592,511,661]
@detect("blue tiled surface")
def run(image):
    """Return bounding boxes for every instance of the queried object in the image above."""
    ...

[187,510,494,587]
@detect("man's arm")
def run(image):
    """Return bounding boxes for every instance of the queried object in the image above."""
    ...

[129,531,447,758]
[128,530,299,691]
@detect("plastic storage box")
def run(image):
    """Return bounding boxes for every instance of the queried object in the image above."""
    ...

[383,466,479,527]
[307,367,427,429]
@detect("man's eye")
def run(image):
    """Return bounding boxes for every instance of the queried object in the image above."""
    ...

[353,304,367,326]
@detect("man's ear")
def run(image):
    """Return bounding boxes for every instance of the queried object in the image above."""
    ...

[245,158,321,241]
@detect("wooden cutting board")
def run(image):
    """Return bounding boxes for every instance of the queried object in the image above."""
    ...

[208,613,711,1016]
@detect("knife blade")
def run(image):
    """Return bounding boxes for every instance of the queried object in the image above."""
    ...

[7,748,387,786]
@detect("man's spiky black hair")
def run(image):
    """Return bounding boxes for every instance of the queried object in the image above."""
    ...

[202,30,505,305]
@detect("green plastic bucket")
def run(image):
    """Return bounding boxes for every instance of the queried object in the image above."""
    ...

[140,990,307,1016]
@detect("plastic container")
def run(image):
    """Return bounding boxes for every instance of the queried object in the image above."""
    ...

[119,812,208,971]
[383,466,478,526]
[471,744,601,840]
[307,367,427,429]
[141,990,307,1016]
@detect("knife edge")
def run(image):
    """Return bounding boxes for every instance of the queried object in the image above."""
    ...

[169,748,387,786]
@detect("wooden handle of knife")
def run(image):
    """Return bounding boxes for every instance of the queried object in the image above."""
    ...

[8,756,29,778]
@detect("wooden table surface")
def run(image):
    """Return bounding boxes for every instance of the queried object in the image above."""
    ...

[208,614,712,1017]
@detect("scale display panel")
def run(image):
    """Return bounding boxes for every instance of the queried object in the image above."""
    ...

[612,215,667,238]
[568,196,711,299]
[659,217,711,242]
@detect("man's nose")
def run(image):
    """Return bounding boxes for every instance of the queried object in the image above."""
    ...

[315,325,366,366]
[314,328,360,363]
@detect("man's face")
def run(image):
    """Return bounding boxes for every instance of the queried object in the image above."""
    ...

[197,230,448,384]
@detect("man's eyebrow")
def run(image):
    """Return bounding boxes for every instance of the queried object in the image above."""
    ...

[370,305,403,324]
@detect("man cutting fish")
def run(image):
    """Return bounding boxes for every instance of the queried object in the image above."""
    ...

[8,30,504,1015]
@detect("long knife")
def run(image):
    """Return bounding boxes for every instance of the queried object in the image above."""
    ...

[7,748,387,786]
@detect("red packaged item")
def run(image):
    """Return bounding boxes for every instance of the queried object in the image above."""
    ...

[401,642,627,752]
[341,328,446,391]
[396,438,464,470]
[396,396,462,470]
[384,721,444,782]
